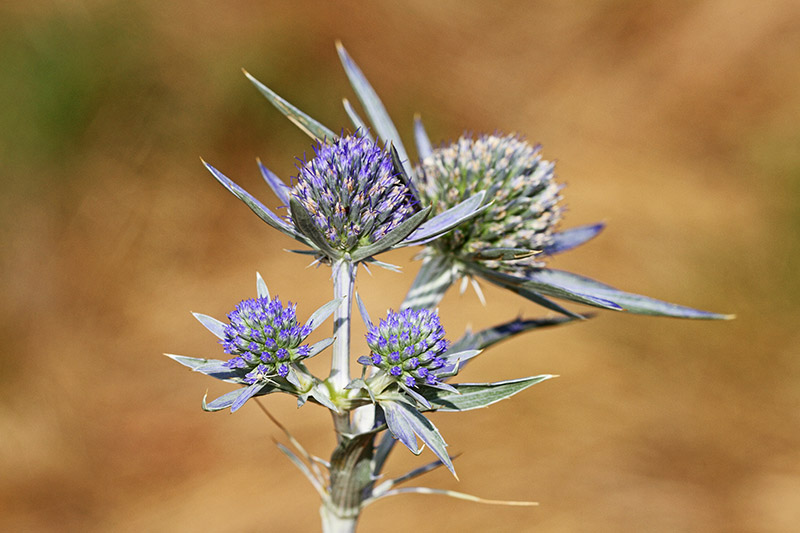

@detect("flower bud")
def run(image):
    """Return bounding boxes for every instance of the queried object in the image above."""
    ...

[417,133,562,274]
[221,296,312,384]
[361,308,449,388]
[292,135,416,255]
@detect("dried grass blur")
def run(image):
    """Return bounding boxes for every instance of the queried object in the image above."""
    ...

[1,1,799,532]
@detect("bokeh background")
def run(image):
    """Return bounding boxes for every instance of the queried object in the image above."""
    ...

[2,1,799,532]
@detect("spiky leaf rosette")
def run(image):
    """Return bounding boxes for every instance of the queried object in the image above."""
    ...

[417,133,561,273]
[290,134,419,261]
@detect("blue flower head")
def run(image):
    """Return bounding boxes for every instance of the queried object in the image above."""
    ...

[221,296,313,384]
[291,135,416,256]
[361,308,449,389]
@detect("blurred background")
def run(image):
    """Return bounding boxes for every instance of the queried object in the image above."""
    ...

[1,1,798,531]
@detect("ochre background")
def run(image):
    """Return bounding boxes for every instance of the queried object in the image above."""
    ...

[2,2,799,532]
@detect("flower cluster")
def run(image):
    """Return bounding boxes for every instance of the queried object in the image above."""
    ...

[292,135,416,253]
[221,296,312,384]
[417,133,562,273]
[360,308,449,389]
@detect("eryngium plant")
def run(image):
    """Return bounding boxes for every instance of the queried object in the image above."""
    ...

[168,42,732,532]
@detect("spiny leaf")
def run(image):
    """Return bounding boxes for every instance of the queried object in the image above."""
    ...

[544,222,605,255]
[243,69,336,141]
[350,206,431,262]
[422,376,555,412]
[335,41,411,176]
[191,312,227,339]
[401,191,489,246]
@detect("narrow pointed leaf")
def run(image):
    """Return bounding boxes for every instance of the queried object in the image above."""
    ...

[285,367,302,388]
[372,429,397,477]
[350,206,431,262]
[401,254,456,311]
[468,247,539,261]
[511,286,587,319]
[202,389,243,412]
[476,265,623,311]
[342,98,374,141]
[257,159,291,206]
[192,312,227,339]
[400,191,489,245]
[365,486,537,507]
[423,380,459,394]
[392,401,455,476]
[203,160,307,242]
[308,382,339,412]
[381,400,420,454]
[438,349,480,369]
[166,353,214,371]
[243,69,336,141]
[389,144,421,208]
[399,383,432,409]
[363,257,402,272]
[256,272,270,299]
[371,455,458,497]
[414,114,433,160]
[305,298,343,332]
[422,376,555,412]
[335,41,411,176]
[526,269,733,319]
[276,443,328,500]
[289,197,340,258]
[356,292,373,328]
[306,337,335,358]
[165,354,243,383]
[230,382,265,412]
[544,222,605,255]
[448,316,582,355]
[284,248,318,256]
[193,360,245,382]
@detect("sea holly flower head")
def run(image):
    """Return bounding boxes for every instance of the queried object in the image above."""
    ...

[289,134,418,261]
[221,296,312,383]
[167,273,341,413]
[417,133,562,274]
[359,308,450,391]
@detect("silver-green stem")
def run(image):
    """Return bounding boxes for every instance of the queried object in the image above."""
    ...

[320,506,357,533]
[322,260,379,533]
[330,259,355,436]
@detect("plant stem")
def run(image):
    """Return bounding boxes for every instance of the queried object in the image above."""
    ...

[323,261,372,533]
[330,259,355,436]
[320,505,357,533]
[321,431,375,533]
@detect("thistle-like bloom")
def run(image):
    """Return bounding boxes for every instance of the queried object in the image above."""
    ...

[221,296,312,383]
[417,133,562,274]
[167,273,339,412]
[201,71,490,267]
[291,135,416,254]
[359,308,451,390]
